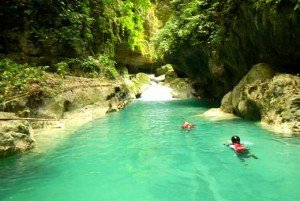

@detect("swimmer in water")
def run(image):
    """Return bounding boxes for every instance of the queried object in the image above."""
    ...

[224,135,258,163]
[181,121,196,130]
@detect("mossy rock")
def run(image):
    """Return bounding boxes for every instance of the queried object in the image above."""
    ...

[125,73,151,98]
[117,66,129,79]
[168,78,194,98]
[105,66,120,80]
[135,73,151,85]
[221,92,233,113]
[155,64,173,76]
[165,70,178,83]
[231,63,277,114]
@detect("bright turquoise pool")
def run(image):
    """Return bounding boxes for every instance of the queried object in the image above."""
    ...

[1,99,300,201]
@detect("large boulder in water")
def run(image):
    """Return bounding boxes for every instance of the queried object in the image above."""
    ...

[0,120,36,157]
[245,74,300,134]
[220,92,233,113]
[222,63,277,119]
[163,68,194,98]
[167,78,194,98]
[221,64,300,135]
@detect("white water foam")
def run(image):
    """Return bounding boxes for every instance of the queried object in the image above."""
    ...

[139,82,174,101]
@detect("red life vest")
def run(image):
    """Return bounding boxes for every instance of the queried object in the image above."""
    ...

[233,143,246,152]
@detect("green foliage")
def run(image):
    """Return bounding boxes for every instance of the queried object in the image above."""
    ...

[23,0,94,56]
[153,0,299,57]
[55,61,69,78]
[97,55,119,79]
[153,0,232,57]
[17,0,152,57]
[52,54,118,79]
[0,58,46,101]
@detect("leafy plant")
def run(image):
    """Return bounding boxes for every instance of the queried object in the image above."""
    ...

[0,58,46,102]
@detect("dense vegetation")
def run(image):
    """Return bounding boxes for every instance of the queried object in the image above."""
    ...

[0,0,151,57]
[153,0,300,97]
[0,0,152,101]
[0,0,299,101]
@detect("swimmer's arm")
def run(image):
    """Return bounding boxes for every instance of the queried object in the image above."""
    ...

[223,141,232,146]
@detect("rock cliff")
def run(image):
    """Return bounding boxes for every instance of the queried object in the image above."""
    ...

[0,72,150,157]
[221,64,299,135]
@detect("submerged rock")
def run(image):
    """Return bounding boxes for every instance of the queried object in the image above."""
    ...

[198,108,239,121]
[0,120,36,157]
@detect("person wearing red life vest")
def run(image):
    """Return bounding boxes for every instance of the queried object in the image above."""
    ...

[224,135,258,161]
[229,135,246,152]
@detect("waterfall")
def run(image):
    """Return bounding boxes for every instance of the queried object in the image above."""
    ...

[139,81,174,101]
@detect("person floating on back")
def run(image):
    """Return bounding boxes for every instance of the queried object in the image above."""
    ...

[181,121,195,130]
[224,135,258,160]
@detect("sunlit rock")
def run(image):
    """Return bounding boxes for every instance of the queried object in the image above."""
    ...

[0,120,36,157]
[221,64,300,135]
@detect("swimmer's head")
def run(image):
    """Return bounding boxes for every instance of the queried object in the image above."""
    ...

[231,135,240,143]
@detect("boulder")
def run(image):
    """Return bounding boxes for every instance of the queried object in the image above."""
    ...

[126,73,151,98]
[246,74,300,134]
[155,64,173,76]
[0,120,36,157]
[167,78,194,98]
[228,63,277,118]
[165,70,178,83]
[220,92,233,113]
[221,71,300,135]
[161,70,193,98]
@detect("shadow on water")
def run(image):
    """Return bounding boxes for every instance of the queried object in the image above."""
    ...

[236,150,258,166]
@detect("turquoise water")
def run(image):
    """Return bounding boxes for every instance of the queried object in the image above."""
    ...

[1,99,300,201]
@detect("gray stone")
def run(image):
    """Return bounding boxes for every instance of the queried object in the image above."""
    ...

[0,121,36,157]
[221,69,300,135]
[231,63,277,115]
[220,92,233,113]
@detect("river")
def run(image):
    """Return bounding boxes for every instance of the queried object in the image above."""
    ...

[1,99,300,201]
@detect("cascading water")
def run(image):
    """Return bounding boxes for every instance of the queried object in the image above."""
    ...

[139,75,174,101]
[139,82,173,101]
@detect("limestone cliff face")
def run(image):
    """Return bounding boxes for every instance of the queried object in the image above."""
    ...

[165,2,299,98]
[221,64,300,135]
[0,72,153,157]
[5,76,133,126]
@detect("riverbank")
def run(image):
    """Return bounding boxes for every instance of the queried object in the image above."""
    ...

[0,72,136,157]
[1,70,188,157]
